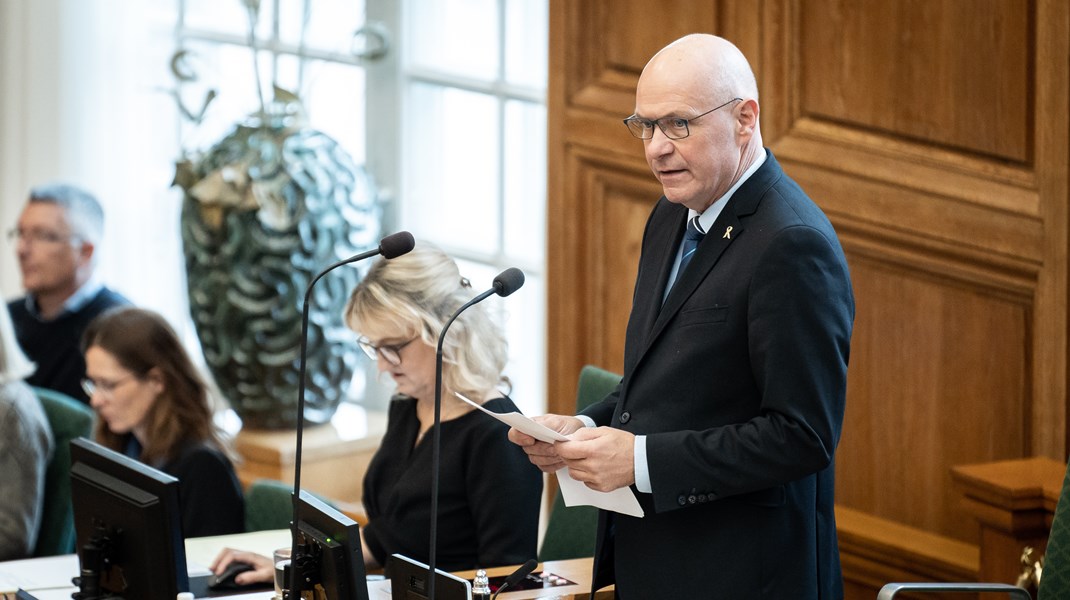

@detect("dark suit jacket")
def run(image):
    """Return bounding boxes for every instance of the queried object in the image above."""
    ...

[583,151,854,599]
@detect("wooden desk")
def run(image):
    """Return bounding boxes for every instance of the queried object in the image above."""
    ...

[2,531,607,600]
[194,532,610,599]
[452,558,612,600]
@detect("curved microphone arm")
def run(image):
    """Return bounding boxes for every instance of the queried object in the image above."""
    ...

[427,267,524,599]
[288,231,414,594]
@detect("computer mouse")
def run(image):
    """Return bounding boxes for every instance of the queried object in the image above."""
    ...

[207,560,257,590]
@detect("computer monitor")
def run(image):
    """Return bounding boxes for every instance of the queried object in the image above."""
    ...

[291,490,369,600]
[69,437,189,599]
[387,554,472,600]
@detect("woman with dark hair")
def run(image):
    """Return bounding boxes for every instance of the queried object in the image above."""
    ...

[81,306,244,537]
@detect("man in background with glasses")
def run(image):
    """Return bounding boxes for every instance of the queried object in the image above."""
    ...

[6,183,130,404]
[510,34,854,598]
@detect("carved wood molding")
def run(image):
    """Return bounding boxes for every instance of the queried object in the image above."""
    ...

[837,505,979,587]
[951,457,1066,584]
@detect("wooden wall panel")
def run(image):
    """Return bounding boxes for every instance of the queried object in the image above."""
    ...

[838,253,1030,542]
[604,0,716,72]
[559,145,661,375]
[798,0,1031,162]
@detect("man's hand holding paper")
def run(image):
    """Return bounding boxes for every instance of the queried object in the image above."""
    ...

[459,393,644,518]
[555,426,636,493]
[506,413,585,472]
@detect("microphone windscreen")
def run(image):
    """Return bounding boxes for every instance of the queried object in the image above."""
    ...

[379,231,415,259]
[500,559,537,590]
[492,267,525,297]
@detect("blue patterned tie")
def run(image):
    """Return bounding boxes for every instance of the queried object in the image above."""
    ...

[678,216,706,276]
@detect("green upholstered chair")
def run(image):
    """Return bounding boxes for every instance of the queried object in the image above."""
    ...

[31,386,95,557]
[1038,462,1070,599]
[244,478,300,532]
[244,478,345,532]
[878,458,1070,599]
[537,365,621,563]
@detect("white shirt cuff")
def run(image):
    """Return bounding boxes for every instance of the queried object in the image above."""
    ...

[634,435,651,493]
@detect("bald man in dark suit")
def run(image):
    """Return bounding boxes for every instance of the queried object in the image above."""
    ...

[510,34,854,599]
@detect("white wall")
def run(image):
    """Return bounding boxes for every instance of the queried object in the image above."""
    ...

[0,0,191,334]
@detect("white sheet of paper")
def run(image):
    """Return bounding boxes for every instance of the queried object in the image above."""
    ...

[0,553,79,592]
[555,468,645,518]
[455,393,645,518]
[455,392,570,443]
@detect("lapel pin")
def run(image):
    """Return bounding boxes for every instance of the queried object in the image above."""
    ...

[723,226,733,240]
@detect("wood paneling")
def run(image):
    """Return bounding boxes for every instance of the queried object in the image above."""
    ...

[798,0,1031,163]
[838,252,1030,541]
[547,1,1069,598]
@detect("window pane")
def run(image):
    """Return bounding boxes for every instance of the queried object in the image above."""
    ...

[184,0,270,39]
[503,99,546,263]
[302,61,367,165]
[502,270,545,418]
[505,0,548,88]
[454,260,545,417]
[403,83,499,254]
[278,0,367,53]
[407,0,499,79]
[178,42,273,151]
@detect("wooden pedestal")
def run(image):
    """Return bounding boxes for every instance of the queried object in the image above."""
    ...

[951,456,1067,585]
[232,403,386,515]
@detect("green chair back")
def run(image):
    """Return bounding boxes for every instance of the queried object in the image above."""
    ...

[32,386,94,557]
[245,479,298,532]
[244,478,341,532]
[537,365,621,562]
[1038,459,1070,599]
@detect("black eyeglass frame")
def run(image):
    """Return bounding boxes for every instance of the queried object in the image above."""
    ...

[357,336,418,366]
[622,97,743,140]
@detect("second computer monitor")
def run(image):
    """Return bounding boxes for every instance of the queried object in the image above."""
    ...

[69,437,189,600]
[292,490,369,600]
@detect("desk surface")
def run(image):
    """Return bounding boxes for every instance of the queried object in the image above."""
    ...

[0,530,605,600]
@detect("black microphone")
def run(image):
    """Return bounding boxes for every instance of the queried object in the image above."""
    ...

[427,267,525,599]
[288,230,414,594]
[490,559,538,600]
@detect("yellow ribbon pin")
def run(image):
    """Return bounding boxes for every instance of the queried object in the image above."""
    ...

[723,226,733,240]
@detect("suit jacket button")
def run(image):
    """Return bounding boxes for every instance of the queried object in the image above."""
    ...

[688,494,697,504]
[678,495,687,506]
[619,411,631,424]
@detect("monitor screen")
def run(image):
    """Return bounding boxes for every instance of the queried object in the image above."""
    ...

[69,437,189,599]
[292,490,369,600]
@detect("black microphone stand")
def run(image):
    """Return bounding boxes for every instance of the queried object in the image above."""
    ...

[427,268,524,600]
[288,231,414,597]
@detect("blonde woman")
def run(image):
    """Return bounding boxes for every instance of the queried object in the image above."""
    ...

[346,243,541,571]
[210,244,541,585]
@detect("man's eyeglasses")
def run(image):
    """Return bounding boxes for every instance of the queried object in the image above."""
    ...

[6,227,81,246]
[358,337,418,366]
[81,375,136,399]
[623,97,743,140]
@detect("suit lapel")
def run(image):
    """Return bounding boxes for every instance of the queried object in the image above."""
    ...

[650,210,742,341]
[630,207,686,354]
[634,152,784,365]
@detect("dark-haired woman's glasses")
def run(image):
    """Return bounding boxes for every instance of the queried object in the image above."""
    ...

[81,374,136,399]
